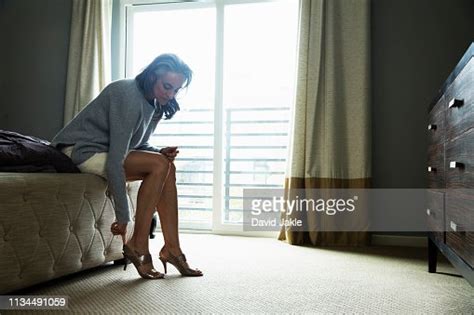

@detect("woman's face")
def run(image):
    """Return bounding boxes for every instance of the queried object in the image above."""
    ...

[153,71,186,106]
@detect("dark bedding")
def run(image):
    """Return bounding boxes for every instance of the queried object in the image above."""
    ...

[0,130,79,173]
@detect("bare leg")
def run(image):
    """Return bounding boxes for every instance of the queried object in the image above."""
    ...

[155,162,182,256]
[124,150,201,276]
[124,151,171,254]
[155,162,203,276]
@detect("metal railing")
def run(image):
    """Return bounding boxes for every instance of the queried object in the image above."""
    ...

[150,106,290,224]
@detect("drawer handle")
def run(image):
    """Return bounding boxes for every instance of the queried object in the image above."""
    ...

[449,161,464,169]
[427,124,437,131]
[448,98,464,108]
[449,221,467,234]
[426,208,435,217]
[427,166,436,172]
[450,221,457,231]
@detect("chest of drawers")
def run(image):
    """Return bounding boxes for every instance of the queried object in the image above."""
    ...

[427,43,474,286]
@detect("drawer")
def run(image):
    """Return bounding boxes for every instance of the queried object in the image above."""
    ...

[428,96,445,146]
[446,192,474,267]
[445,128,474,188]
[426,190,444,243]
[427,143,445,188]
[445,57,474,139]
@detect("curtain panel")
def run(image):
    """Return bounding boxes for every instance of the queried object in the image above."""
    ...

[279,0,371,246]
[63,0,112,125]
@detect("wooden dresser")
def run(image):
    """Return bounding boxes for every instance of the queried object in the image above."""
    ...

[427,43,474,286]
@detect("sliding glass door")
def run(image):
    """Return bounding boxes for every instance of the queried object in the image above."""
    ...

[120,0,299,233]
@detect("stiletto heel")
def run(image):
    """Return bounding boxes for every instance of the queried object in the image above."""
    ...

[123,257,130,271]
[122,245,164,279]
[159,248,203,277]
[160,257,168,274]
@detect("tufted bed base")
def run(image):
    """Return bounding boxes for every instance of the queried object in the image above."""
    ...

[0,173,138,294]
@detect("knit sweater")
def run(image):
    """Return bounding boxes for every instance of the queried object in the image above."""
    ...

[51,79,162,223]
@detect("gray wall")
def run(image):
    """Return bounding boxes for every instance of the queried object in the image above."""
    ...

[371,0,474,189]
[0,0,72,141]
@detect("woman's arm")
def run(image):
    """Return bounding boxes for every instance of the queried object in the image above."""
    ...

[106,98,140,224]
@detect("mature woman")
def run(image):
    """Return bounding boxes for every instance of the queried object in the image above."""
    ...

[51,54,202,279]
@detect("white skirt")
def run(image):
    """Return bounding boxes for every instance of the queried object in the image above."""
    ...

[62,146,108,179]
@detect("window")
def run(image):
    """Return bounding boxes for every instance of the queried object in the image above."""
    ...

[118,0,299,233]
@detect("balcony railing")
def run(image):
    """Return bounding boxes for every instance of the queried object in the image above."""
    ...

[150,106,290,226]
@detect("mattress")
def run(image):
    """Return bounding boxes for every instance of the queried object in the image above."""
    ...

[0,173,139,294]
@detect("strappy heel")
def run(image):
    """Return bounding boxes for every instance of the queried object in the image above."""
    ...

[159,248,203,277]
[123,244,164,279]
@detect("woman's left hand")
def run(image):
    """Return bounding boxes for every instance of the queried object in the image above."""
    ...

[160,146,179,162]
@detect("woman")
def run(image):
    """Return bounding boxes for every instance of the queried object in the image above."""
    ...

[51,54,202,279]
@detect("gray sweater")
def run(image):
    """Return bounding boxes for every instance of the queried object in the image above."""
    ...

[51,79,162,223]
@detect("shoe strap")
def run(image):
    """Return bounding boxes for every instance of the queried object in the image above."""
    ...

[137,253,153,265]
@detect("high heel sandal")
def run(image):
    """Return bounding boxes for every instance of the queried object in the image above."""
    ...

[123,244,164,279]
[159,248,203,277]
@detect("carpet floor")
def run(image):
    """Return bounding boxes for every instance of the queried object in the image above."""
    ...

[13,234,474,314]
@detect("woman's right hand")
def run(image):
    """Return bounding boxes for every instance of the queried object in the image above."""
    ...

[111,222,127,243]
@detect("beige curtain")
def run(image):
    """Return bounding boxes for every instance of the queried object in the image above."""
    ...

[63,0,112,125]
[279,0,371,246]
